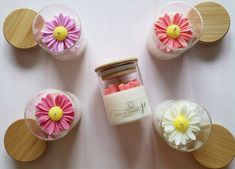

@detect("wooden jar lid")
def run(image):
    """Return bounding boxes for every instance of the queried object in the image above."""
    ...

[194,1,230,44]
[3,8,38,49]
[95,57,138,80]
[192,124,235,169]
[4,119,47,162]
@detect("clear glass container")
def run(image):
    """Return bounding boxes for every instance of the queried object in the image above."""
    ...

[95,57,152,125]
[25,89,82,141]
[32,4,86,60]
[153,100,212,152]
[146,2,203,59]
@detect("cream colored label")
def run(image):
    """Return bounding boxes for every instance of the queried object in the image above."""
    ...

[103,86,152,125]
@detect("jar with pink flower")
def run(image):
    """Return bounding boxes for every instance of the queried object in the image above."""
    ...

[24,89,81,141]
[32,4,86,60]
[146,2,203,59]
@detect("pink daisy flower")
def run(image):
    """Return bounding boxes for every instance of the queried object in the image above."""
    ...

[35,94,75,135]
[154,13,193,51]
[42,13,80,52]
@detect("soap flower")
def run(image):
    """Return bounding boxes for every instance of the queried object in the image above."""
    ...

[154,13,193,52]
[35,94,75,135]
[161,105,201,146]
[41,13,80,52]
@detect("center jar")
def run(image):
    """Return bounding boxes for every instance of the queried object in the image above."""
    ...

[95,57,152,125]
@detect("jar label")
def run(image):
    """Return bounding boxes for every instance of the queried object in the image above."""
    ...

[103,86,152,125]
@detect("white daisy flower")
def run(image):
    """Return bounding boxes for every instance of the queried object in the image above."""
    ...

[161,103,201,146]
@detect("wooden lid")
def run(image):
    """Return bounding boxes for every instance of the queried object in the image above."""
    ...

[95,57,138,73]
[3,8,38,49]
[194,1,230,44]
[4,119,47,162]
[192,124,235,169]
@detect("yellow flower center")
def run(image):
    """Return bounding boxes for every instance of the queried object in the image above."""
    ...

[53,26,68,41]
[48,106,63,121]
[166,24,181,39]
[173,115,189,132]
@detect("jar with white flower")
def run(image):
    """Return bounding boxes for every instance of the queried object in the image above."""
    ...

[32,4,86,60]
[153,100,212,152]
[24,89,82,141]
[146,2,203,59]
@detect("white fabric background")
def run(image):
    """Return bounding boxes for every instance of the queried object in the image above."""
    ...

[0,0,234,169]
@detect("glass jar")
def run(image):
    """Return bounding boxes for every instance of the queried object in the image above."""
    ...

[146,2,203,59]
[95,57,152,125]
[32,4,86,60]
[153,100,212,152]
[24,89,82,141]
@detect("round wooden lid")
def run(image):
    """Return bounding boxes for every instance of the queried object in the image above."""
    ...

[194,1,230,44]
[3,8,38,49]
[4,119,47,162]
[192,124,235,169]
[95,57,138,73]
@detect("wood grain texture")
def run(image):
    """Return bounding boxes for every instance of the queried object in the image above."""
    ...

[95,57,138,73]
[192,124,235,169]
[195,1,230,44]
[4,119,47,162]
[102,68,136,80]
[3,8,38,49]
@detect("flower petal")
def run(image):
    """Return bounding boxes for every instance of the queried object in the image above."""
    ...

[177,37,187,47]
[173,13,181,25]
[165,38,174,48]
[186,130,196,140]
[38,115,50,123]
[60,119,70,130]
[42,35,54,43]
[155,22,167,30]
[179,18,189,28]
[163,14,171,26]
[54,122,61,133]
[164,125,175,133]
[66,21,76,30]
[180,33,193,41]
[189,125,201,132]
[36,103,49,111]
[63,114,74,122]
[175,132,181,145]
[63,16,70,27]
[35,111,48,117]
[157,33,167,40]
[45,21,56,30]
[189,117,201,124]
[64,38,75,49]
[58,13,65,26]
[47,39,56,48]
[48,122,55,135]
[163,111,175,121]
[68,34,79,41]
[58,42,64,52]
[169,130,177,142]
[161,121,173,127]
[158,17,168,28]
[46,94,55,107]
[181,133,187,145]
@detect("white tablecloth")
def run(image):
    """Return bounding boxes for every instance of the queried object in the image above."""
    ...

[0,0,234,168]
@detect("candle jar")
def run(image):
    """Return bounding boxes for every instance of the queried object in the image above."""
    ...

[146,2,203,59]
[24,89,82,141]
[32,4,86,60]
[153,100,212,152]
[95,58,152,125]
